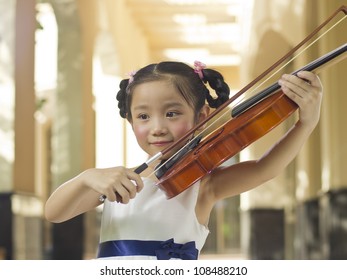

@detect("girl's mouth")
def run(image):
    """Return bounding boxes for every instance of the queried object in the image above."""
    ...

[151,141,172,147]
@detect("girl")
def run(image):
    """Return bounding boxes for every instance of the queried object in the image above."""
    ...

[45,61,323,259]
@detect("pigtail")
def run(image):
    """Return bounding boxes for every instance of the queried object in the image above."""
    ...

[202,69,230,109]
[116,79,130,118]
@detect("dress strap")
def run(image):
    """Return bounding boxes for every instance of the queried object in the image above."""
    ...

[97,238,198,260]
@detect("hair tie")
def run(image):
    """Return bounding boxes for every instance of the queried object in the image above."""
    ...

[194,60,206,80]
[128,70,137,84]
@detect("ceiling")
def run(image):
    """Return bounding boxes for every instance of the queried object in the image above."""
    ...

[125,0,253,66]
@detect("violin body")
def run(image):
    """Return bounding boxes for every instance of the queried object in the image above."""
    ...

[157,91,298,198]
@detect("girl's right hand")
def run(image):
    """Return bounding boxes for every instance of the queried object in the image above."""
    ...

[81,167,144,203]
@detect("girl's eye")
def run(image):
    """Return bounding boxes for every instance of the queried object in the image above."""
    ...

[138,114,149,120]
[166,111,179,118]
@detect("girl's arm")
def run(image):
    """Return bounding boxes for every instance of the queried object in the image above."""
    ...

[203,71,323,202]
[45,167,143,223]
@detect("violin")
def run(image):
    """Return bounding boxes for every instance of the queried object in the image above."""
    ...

[149,6,347,199]
[99,6,347,203]
[156,43,347,198]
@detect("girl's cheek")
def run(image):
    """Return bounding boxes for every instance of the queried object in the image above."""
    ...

[174,121,194,137]
[133,126,145,137]
[133,125,148,141]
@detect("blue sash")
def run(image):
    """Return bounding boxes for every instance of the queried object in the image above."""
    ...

[97,238,198,260]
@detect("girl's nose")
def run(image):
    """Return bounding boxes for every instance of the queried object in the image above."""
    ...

[151,119,168,136]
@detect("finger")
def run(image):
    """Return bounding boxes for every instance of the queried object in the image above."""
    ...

[104,189,118,202]
[296,71,320,87]
[279,79,303,100]
[126,171,144,192]
[120,178,138,199]
[281,74,311,95]
[114,185,131,204]
[282,86,305,108]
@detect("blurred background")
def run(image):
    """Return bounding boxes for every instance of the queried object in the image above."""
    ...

[0,0,346,260]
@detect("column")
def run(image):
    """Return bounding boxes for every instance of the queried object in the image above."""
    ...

[48,0,96,259]
[0,0,16,260]
[0,0,41,260]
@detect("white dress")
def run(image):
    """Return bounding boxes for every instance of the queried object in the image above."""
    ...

[97,177,209,259]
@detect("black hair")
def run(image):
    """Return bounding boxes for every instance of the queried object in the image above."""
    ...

[116,61,230,121]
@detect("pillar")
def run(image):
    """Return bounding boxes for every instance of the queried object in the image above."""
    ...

[290,0,323,259]
[0,0,41,259]
[0,0,16,260]
[48,0,96,259]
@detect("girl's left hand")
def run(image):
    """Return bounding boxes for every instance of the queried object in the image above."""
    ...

[279,71,323,129]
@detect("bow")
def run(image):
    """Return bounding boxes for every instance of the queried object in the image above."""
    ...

[193,60,206,80]
[155,239,198,260]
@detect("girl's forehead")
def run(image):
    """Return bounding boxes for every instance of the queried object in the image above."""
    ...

[132,80,182,100]
[130,80,193,112]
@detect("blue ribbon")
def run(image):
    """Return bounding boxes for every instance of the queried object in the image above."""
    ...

[155,238,198,260]
[97,239,198,260]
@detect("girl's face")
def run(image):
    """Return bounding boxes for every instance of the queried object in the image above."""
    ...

[130,80,209,158]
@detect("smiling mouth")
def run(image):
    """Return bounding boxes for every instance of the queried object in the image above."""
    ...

[150,141,172,147]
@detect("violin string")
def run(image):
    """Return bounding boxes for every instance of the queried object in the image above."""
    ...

[147,14,346,179]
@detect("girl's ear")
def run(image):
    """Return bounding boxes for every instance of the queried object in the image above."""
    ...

[196,104,210,128]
